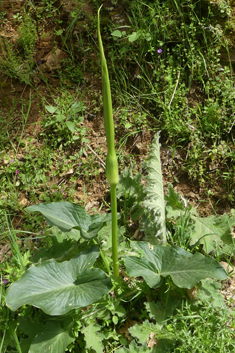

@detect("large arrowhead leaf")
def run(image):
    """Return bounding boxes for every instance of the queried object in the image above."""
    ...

[26,202,110,239]
[124,242,227,289]
[6,246,112,315]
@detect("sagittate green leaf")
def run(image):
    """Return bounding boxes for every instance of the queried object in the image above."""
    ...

[26,202,110,239]
[124,242,227,289]
[6,246,112,315]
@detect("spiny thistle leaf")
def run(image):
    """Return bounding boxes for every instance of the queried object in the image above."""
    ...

[141,132,166,244]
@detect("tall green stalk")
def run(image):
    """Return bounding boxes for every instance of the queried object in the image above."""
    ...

[97,6,119,278]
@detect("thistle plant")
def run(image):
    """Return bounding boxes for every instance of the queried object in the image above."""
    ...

[97,6,119,278]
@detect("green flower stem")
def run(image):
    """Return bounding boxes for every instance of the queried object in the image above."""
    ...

[111,184,118,278]
[98,6,119,277]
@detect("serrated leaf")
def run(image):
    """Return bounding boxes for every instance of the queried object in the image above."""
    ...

[129,320,156,345]
[116,169,144,221]
[124,242,227,289]
[116,168,143,200]
[81,323,105,353]
[26,202,110,239]
[165,185,185,218]
[142,132,166,244]
[198,279,226,308]
[6,246,112,315]
[28,321,74,353]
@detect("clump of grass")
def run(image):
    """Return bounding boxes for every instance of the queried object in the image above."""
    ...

[0,13,36,84]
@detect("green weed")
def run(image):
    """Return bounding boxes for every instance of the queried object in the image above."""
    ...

[0,13,36,84]
[41,91,88,150]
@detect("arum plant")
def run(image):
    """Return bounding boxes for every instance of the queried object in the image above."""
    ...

[97,6,119,278]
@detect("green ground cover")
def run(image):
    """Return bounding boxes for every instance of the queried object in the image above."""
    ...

[1,0,235,352]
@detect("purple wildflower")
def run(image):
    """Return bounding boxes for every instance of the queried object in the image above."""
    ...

[15,170,19,174]
[3,278,8,284]
[157,49,162,54]
[10,159,14,163]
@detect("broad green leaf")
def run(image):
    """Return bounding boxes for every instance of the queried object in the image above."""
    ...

[190,213,235,254]
[111,30,122,38]
[81,323,105,353]
[124,242,227,289]
[28,321,74,353]
[26,202,110,239]
[6,246,112,315]
[45,105,57,114]
[128,31,141,42]
[145,299,179,324]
